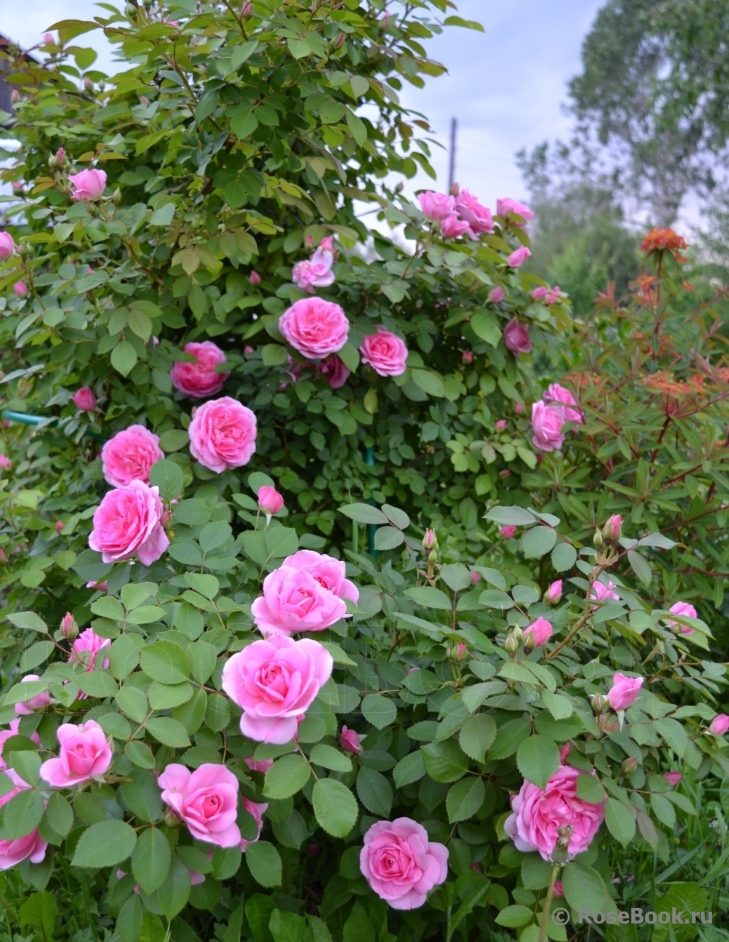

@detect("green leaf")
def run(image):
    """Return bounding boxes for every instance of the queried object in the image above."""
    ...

[75,670,119,698]
[310,744,352,773]
[421,741,470,783]
[72,820,138,868]
[120,770,163,824]
[144,717,191,748]
[149,459,184,502]
[485,506,536,526]
[361,694,397,729]
[576,773,605,803]
[470,311,501,346]
[2,789,44,837]
[312,779,359,838]
[541,691,573,720]
[604,798,635,847]
[562,862,609,913]
[261,344,288,366]
[521,526,558,559]
[356,767,393,817]
[18,891,58,940]
[20,641,54,672]
[516,736,560,790]
[111,340,138,377]
[158,858,191,920]
[628,549,652,586]
[338,503,388,525]
[246,841,282,888]
[393,751,426,789]
[7,612,47,633]
[411,369,445,397]
[140,640,190,684]
[149,203,175,226]
[117,896,142,942]
[521,853,553,890]
[446,777,485,822]
[132,827,171,894]
[373,526,404,551]
[488,717,530,760]
[551,542,577,572]
[405,586,452,610]
[44,793,73,837]
[270,909,306,942]
[495,905,533,928]
[459,714,497,762]
[264,755,310,799]
[265,527,299,559]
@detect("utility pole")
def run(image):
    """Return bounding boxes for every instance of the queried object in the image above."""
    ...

[448,117,457,191]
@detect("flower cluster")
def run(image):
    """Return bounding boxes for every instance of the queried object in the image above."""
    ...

[531,383,583,452]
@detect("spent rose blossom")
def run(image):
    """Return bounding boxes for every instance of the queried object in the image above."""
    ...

[543,383,583,424]
[710,714,729,735]
[241,798,268,851]
[507,245,531,267]
[504,766,605,861]
[668,601,697,634]
[221,635,333,744]
[503,319,532,355]
[258,486,284,516]
[170,341,230,399]
[0,720,40,770]
[454,189,494,236]
[14,675,51,716]
[40,719,113,787]
[417,191,454,221]
[500,525,516,539]
[497,198,534,223]
[100,425,164,488]
[251,566,348,636]
[664,772,683,787]
[590,580,620,606]
[340,726,362,754]
[71,387,96,411]
[13,282,28,297]
[279,297,349,358]
[607,672,644,711]
[360,327,409,376]
[0,774,47,870]
[68,168,107,201]
[489,286,505,303]
[523,616,553,647]
[0,233,16,259]
[188,397,257,473]
[318,354,350,389]
[360,818,448,910]
[440,214,470,239]
[531,401,565,452]
[69,628,111,672]
[89,480,169,566]
[159,763,241,848]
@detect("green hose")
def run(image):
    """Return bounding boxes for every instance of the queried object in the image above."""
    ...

[2,409,106,441]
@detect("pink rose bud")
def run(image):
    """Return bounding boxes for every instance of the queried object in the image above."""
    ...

[258,485,284,515]
[503,319,532,356]
[249,270,261,285]
[307,843,320,856]
[531,286,548,300]
[545,579,562,604]
[242,0,253,14]
[607,672,644,711]
[462,351,473,364]
[56,147,65,162]
[507,245,531,268]
[515,403,524,414]
[603,514,622,540]
[523,616,553,648]
[0,233,17,260]
[456,642,467,661]
[68,168,107,201]
[622,756,638,774]
[0,549,7,563]
[44,33,54,44]
[71,387,97,411]
[139,95,149,105]
[13,282,28,297]
[55,520,65,534]
[84,77,93,90]
[553,881,564,898]
[11,90,20,103]
[11,182,23,192]
[667,601,697,634]
[664,772,682,787]
[499,525,516,539]
[60,612,77,638]
[382,12,390,27]
[591,692,607,712]
[422,529,437,551]
[418,191,455,222]
[499,469,511,478]
[244,346,254,354]
[559,743,571,764]
[0,455,11,471]
[334,32,346,48]
[710,714,729,735]
[489,286,505,303]
[495,419,507,431]
[470,570,481,584]
[340,726,362,754]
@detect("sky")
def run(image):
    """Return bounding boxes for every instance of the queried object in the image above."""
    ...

[2,0,605,207]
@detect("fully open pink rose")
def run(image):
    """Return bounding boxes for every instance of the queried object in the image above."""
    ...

[504,766,605,861]
[292,244,335,292]
[100,425,164,487]
[668,601,697,634]
[318,354,350,389]
[607,672,644,711]
[258,486,284,515]
[251,565,348,637]
[188,397,257,473]
[71,387,96,411]
[497,198,534,224]
[240,798,268,851]
[0,773,46,870]
[507,246,531,267]
[590,580,619,606]
[170,341,230,399]
[543,383,583,424]
[159,763,241,848]
[40,719,113,787]
[279,297,349,358]
[360,327,408,376]
[418,191,455,221]
[340,726,362,755]
[503,319,532,355]
[0,720,40,769]
[531,401,565,452]
[283,550,359,604]
[0,233,16,259]
[360,818,448,910]
[454,189,494,236]
[69,168,107,201]
[89,480,169,566]
[14,675,51,715]
[221,635,333,744]
[523,616,553,647]
[69,628,111,671]
[440,214,470,239]
[710,714,729,735]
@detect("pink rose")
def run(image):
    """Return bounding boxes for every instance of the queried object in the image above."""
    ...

[250,566,348,637]
[69,169,107,201]
[489,286,505,303]
[360,818,448,910]
[590,580,619,606]
[170,341,230,399]
[462,351,473,364]
[56,147,65,162]
[531,401,565,452]
[158,763,241,848]
[546,580,562,604]
[531,286,548,300]
[507,246,531,267]
[559,743,572,764]
[13,282,28,297]
[515,403,524,414]
[221,635,333,744]
[258,486,284,515]
[543,383,583,424]
[0,455,11,471]
[292,244,335,293]
[71,387,97,411]
[250,271,261,285]
[283,550,359,603]
[188,397,257,473]
[664,772,682,787]
[604,514,622,540]
[495,419,507,431]
[0,233,16,259]
[245,756,273,773]
[504,766,605,861]
[523,616,553,647]
[0,773,47,870]
[360,327,408,377]
[553,880,564,898]
[0,720,40,770]
[454,189,493,236]
[89,480,169,566]
[503,319,532,355]
[340,726,362,755]
[440,214,470,239]
[14,675,51,716]
[86,579,108,591]
[418,191,455,221]
[497,198,534,224]
[241,798,268,851]
[279,297,349,358]
[69,628,111,671]
[100,425,164,488]
[668,601,697,634]
[470,570,481,584]
[710,714,729,735]
[500,525,516,539]
[44,33,54,44]
[546,287,563,303]
[40,719,113,787]
[318,354,350,388]
[55,520,65,534]
[607,672,644,711]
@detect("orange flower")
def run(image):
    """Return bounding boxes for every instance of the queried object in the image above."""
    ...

[639,228,688,254]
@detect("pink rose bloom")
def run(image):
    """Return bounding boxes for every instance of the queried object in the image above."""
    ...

[668,601,697,634]
[170,341,230,399]
[40,719,113,787]
[221,635,333,744]
[55,520,65,534]
[503,319,532,355]
[89,480,169,566]
[507,246,531,267]
[489,286,505,303]
[604,514,622,540]
[258,486,284,515]
[100,425,164,488]
[158,763,241,848]
[531,286,548,300]
[188,397,257,473]
[543,383,583,424]
[0,773,47,870]
[69,169,107,201]
[0,455,11,471]
[497,198,534,224]
[523,616,553,647]
[500,525,516,539]
[318,354,350,389]
[546,580,563,604]
[292,245,335,293]
[664,772,682,787]
[250,271,261,285]
[71,387,97,411]
[454,189,494,236]
[546,287,563,303]
[360,327,408,377]
[504,766,605,861]
[360,818,448,910]
[709,714,729,735]
[44,33,54,44]
[607,672,644,711]
[0,233,16,259]
[14,675,51,716]
[283,550,359,604]
[531,401,565,452]
[240,798,268,851]
[495,419,507,431]
[69,628,111,671]
[553,880,564,898]
[590,580,619,606]
[245,756,273,773]
[340,726,362,755]
[418,191,455,221]
[251,566,348,636]
[279,297,349,358]
[440,214,470,239]
[0,720,40,770]
[13,282,28,297]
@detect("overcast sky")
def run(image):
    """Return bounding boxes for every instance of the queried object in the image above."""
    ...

[3,0,605,207]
